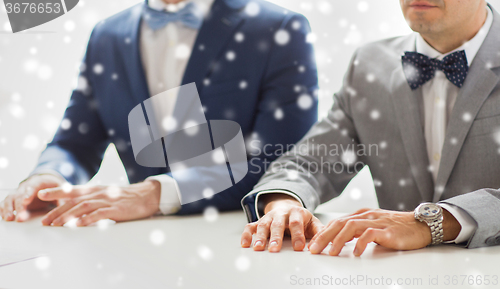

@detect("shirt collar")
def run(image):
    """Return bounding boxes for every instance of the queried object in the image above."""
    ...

[148,0,215,14]
[416,6,493,66]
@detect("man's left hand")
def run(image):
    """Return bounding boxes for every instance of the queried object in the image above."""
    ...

[38,181,162,226]
[308,208,434,256]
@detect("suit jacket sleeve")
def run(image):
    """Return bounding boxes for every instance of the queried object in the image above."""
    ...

[440,189,500,248]
[29,28,110,185]
[176,13,318,215]
[241,49,362,221]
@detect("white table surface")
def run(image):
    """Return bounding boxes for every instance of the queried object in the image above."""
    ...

[0,207,499,289]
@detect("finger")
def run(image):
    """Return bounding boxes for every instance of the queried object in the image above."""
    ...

[288,209,306,251]
[51,200,110,227]
[309,216,365,254]
[19,184,37,208]
[14,194,32,222]
[353,228,388,256]
[329,219,382,256]
[41,198,82,226]
[1,196,15,221]
[76,208,116,226]
[309,219,347,254]
[241,223,258,248]
[309,218,344,245]
[309,217,348,250]
[12,183,36,222]
[13,196,23,222]
[38,185,101,201]
[305,218,325,250]
[253,216,272,251]
[268,214,287,253]
[309,211,380,246]
[306,216,325,238]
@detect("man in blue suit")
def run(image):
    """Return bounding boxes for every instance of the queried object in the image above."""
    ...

[0,0,317,225]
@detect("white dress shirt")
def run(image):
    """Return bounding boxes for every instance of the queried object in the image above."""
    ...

[254,7,493,245]
[142,0,214,215]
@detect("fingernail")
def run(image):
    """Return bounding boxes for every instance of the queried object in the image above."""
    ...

[254,240,263,248]
[269,241,279,252]
[241,240,249,247]
[269,241,278,252]
[353,248,360,256]
[76,219,83,226]
[269,241,278,251]
[294,241,304,250]
[309,243,321,254]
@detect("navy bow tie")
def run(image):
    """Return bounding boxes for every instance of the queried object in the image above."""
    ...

[143,1,203,31]
[401,51,469,90]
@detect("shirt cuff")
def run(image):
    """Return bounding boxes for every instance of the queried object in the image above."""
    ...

[254,190,305,219]
[146,174,181,215]
[439,203,477,244]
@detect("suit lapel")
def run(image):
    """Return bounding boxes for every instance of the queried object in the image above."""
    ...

[167,0,246,146]
[120,3,151,105]
[117,3,159,176]
[390,70,435,202]
[389,34,435,202]
[163,0,247,151]
[181,0,247,90]
[433,6,500,201]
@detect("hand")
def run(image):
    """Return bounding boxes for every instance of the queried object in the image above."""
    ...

[307,208,434,256]
[0,174,65,222]
[241,194,324,252]
[38,180,162,226]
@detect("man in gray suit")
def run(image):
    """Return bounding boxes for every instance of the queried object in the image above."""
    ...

[240,0,500,256]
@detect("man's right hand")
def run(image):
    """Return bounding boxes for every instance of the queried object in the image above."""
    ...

[240,194,324,252]
[0,174,65,222]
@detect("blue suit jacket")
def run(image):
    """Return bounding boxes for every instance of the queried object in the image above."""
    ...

[32,0,318,214]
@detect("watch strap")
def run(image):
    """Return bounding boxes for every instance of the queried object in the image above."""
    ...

[428,218,444,245]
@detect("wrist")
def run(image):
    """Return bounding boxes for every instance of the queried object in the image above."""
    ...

[144,180,162,208]
[262,194,302,215]
[412,214,433,246]
[442,208,461,241]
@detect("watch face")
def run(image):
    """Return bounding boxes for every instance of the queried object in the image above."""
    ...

[417,203,441,219]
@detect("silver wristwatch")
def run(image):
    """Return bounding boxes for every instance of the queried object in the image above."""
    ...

[414,203,444,245]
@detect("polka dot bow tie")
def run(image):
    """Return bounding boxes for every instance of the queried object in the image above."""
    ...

[401,51,469,90]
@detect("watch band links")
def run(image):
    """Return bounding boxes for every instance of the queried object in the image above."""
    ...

[429,220,444,245]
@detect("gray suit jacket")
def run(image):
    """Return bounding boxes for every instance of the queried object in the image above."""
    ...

[242,6,500,249]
